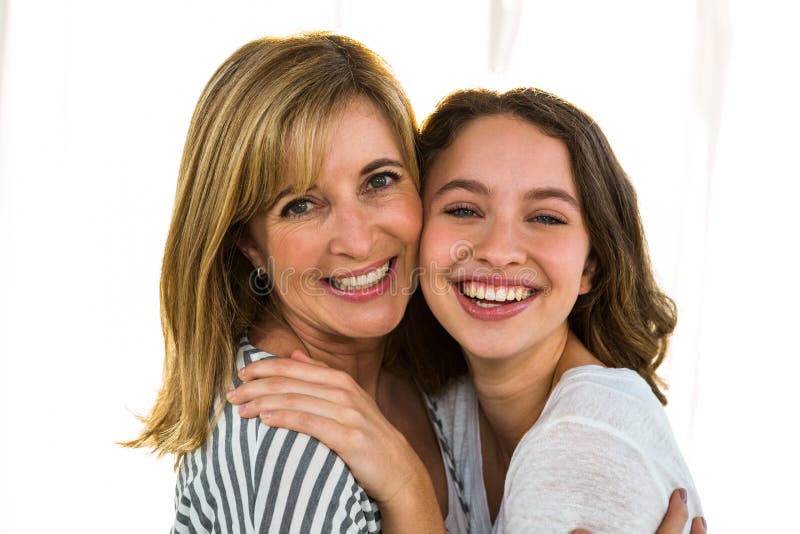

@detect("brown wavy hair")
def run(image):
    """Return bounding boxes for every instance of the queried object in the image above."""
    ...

[124,33,421,456]
[415,88,677,404]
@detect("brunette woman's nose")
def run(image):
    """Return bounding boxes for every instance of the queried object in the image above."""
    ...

[473,217,526,268]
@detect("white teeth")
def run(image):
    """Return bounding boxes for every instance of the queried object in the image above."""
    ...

[460,281,534,303]
[330,261,390,291]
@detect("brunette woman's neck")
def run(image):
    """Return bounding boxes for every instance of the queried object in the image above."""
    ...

[249,313,385,398]
[467,325,596,460]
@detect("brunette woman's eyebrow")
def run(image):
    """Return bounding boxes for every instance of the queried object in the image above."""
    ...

[523,187,578,207]
[432,178,490,198]
[360,157,404,175]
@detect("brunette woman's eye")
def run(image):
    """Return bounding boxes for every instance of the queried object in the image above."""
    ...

[531,214,566,225]
[445,205,478,218]
[280,198,313,217]
[365,171,399,191]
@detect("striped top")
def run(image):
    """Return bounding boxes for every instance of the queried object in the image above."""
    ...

[172,336,381,533]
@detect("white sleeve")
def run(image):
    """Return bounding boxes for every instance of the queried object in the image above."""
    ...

[499,417,669,534]
[497,369,701,534]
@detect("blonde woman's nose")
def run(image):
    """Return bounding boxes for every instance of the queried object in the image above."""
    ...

[327,205,374,259]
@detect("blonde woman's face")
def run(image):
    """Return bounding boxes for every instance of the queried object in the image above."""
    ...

[241,97,422,340]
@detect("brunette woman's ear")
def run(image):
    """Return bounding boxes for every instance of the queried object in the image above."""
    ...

[579,253,597,295]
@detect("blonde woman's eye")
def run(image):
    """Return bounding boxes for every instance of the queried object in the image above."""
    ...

[280,198,312,217]
[366,171,399,191]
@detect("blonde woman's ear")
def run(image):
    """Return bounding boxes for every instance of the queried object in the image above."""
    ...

[236,230,266,270]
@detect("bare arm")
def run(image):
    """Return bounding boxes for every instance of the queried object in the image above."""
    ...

[229,350,445,534]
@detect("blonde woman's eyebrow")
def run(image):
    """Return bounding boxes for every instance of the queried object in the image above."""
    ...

[272,185,319,207]
[269,158,403,209]
[360,158,404,175]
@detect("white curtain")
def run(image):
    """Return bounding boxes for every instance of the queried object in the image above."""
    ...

[1,1,797,531]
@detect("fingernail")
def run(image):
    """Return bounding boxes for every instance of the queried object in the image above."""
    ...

[226,389,235,400]
[679,488,687,503]
[237,402,249,415]
[701,517,707,529]
[261,412,272,420]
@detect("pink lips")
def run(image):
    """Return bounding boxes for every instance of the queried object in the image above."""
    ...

[330,257,394,278]
[320,257,396,303]
[451,274,539,289]
[452,278,539,321]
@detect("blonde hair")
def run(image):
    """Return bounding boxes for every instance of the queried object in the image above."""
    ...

[125,33,419,455]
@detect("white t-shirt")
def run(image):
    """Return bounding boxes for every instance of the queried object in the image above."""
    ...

[429,366,703,534]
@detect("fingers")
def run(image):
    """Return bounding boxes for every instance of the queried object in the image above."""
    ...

[690,517,707,534]
[237,356,353,390]
[247,392,364,429]
[229,377,354,414]
[656,488,689,534]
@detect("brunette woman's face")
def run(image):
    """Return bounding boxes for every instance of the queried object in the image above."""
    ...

[240,97,422,340]
[420,114,594,361]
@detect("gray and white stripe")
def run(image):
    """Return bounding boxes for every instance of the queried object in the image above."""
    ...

[172,337,381,533]
[423,392,471,534]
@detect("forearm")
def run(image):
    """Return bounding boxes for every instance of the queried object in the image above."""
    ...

[230,353,447,532]
[377,459,446,534]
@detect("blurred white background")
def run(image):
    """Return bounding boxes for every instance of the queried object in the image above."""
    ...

[1,0,798,532]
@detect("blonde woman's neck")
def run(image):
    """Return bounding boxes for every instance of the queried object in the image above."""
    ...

[249,313,386,399]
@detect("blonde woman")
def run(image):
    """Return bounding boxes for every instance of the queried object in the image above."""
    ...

[126,33,465,533]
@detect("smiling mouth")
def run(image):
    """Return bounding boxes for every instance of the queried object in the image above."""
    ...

[327,257,396,291]
[456,280,538,308]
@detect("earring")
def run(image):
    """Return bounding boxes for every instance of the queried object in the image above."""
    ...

[249,266,270,295]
